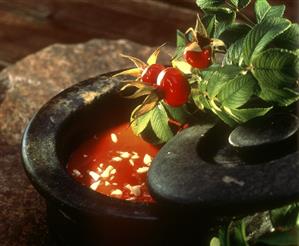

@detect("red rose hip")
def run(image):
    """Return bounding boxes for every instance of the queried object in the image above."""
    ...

[141,64,165,84]
[157,67,190,107]
[184,47,211,69]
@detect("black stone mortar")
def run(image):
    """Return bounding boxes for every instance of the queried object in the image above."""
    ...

[21,72,219,246]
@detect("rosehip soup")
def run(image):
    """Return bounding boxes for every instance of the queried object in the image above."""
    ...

[67,122,159,203]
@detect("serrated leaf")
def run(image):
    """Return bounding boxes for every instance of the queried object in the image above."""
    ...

[270,204,299,230]
[218,73,257,109]
[274,24,299,50]
[210,99,237,126]
[190,72,210,110]
[252,48,299,89]
[259,87,299,107]
[230,0,251,9]
[255,0,271,22]
[224,38,244,66]
[224,106,272,123]
[150,104,174,142]
[131,106,153,135]
[219,23,251,47]
[202,65,241,98]
[163,103,189,124]
[243,17,291,64]
[173,30,188,59]
[265,5,285,19]
[256,227,299,246]
[196,0,225,9]
[214,21,229,39]
[203,7,236,24]
[255,0,285,23]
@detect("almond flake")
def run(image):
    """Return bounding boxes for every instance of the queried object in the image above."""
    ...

[143,154,152,166]
[89,171,100,181]
[99,163,104,168]
[97,167,103,173]
[90,180,100,190]
[112,182,118,186]
[105,181,110,186]
[136,166,149,174]
[109,175,115,181]
[72,169,81,177]
[110,189,123,197]
[110,168,117,175]
[101,165,114,178]
[111,133,118,143]
[125,184,141,197]
[117,151,131,159]
[131,152,140,160]
[112,157,122,162]
[129,159,135,166]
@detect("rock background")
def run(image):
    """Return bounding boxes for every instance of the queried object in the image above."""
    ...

[0,39,172,246]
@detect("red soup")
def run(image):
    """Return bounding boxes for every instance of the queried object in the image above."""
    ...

[67,122,159,203]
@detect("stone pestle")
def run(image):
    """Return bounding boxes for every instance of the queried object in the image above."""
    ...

[147,113,299,216]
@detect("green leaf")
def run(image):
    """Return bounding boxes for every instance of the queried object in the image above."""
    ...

[202,65,241,98]
[202,14,217,37]
[174,30,187,59]
[150,104,173,142]
[270,204,299,230]
[252,48,299,89]
[163,103,189,124]
[210,99,237,126]
[255,0,285,23]
[274,24,299,50]
[203,7,236,24]
[224,38,244,66]
[217,73,257,109]
[224,106,272,123]
[230,0,251,9]
[256,227,299,246]
[231,220,248,246]
[243,17,291,64]
[210,237,221,246]
[131,106,153,135]
[196,0,225,9]
[192,75,211,110]
[219,23,251,47]
[258,87,299,107]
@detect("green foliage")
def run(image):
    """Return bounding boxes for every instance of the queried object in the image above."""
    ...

[196,0,225,9]
[150,104,174,142]
[210,204,299,246]
[254,0,285,23]
[230,0,251,9]
[242,17,291,64]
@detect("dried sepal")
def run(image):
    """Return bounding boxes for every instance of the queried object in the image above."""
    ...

[112,68,142,78]
[195,14,208,38]
[147,43,166,65]
[120,54,147,69]
[131,93,159,119]
[123,87,154,99]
